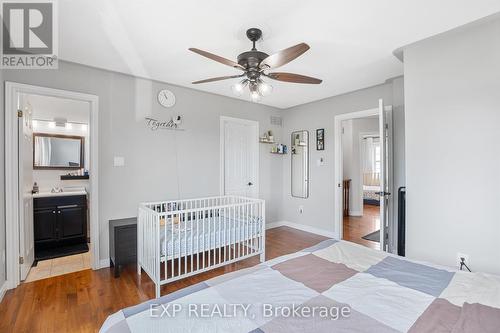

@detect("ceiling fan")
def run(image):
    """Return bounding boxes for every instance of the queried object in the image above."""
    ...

[189,28,322,101]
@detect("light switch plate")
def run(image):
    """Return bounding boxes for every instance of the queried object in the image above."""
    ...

[114,156,125,167]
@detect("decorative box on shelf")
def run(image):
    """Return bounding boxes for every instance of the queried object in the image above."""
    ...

[260,130,275,144]
[259,138,275,144]
[270,143,287,155]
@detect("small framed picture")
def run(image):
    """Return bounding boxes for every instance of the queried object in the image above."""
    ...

[316,128,325,150]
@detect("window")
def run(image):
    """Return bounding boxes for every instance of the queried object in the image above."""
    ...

[374,145,381,173]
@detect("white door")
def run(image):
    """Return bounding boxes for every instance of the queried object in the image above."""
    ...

[221,117,259,198]
[19,96,35,280]
[378,99,393,252]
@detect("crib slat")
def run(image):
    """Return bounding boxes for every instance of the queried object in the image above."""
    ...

[218,208,221,265]
[202,209,205,270]
[184,212,187,275]
[177,213,181,278]
[190,212,193,274]
[238,204,241,259]
[207,207,211,267]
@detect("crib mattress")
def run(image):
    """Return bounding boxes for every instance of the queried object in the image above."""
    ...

[159,216,262,258]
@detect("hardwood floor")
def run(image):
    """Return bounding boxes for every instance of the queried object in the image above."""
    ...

[343,204,380,250]
[0,226,327,333]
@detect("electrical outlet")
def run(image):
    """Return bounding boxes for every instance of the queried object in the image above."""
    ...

[298,205,304,214]
[457,252,470,270]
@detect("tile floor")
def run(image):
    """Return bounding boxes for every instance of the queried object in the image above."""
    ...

[24,251,91,283]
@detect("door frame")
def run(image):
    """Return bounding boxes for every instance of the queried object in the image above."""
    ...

[219,116,259,197]
[4,82,100,290]
[334,105,394,250]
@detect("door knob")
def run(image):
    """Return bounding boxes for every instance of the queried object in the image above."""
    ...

[248,182,253,186]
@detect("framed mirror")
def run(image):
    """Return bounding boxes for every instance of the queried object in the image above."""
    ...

[291,130,309,198]
[33,133,84,169]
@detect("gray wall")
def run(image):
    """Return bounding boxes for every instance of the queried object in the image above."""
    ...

[280,81,405,242]
[404,17,500,274]
[2,61,283,261]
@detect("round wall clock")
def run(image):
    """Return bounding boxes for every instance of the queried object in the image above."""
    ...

[157,89,176,108]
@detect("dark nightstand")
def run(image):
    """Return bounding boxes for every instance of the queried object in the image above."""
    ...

[109,217,137,278]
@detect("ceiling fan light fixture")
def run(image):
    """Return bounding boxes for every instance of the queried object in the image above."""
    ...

[231,79,248,95]
[190,28,321,101]
[257,79,273,96]
[250,90,262,102]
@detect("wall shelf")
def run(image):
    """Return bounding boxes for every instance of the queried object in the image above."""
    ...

[60,175,89,180]
[270,152,287,155]
[259,139,275,144]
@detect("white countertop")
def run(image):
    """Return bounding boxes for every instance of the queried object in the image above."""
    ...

[32,190,87,198]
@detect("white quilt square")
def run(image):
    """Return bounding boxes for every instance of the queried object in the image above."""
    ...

[213,267,318,326]
[127,287,258,333]
[323,273,435,332]
[313,240,387,271]
[439,271,500,308]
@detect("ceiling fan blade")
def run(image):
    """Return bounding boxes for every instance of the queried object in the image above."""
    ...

[192,74,244,84]
[189,48,245,70]
[259,43,310,69]
[266,72,322,84]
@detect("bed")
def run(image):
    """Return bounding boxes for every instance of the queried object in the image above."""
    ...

[137,196,265,298]
[363,184,381,205]
[101,239,500,333]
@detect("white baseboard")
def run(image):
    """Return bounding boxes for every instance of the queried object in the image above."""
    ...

[266,221,336,238]
[348,211,362,217]
[266,221,287,229]
[99,258,110,269]
[0,281,8,303]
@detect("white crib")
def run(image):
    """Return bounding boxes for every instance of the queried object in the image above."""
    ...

[137,195,266,298]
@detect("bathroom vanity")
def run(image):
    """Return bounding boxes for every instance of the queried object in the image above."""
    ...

[33,191,88,259]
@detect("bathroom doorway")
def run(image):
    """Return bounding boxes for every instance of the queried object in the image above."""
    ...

[4,83,99,289]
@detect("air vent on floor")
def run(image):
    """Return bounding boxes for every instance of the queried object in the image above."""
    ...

[270,115,282,127]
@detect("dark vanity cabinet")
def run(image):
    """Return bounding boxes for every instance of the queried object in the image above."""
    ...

[34,195,88,253]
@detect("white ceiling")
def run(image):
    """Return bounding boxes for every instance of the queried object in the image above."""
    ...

[59,1,500,109]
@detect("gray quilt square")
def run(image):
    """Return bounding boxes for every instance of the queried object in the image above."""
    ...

[365,256,454,296]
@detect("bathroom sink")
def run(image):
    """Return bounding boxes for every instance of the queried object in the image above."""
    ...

[32,189,87,198]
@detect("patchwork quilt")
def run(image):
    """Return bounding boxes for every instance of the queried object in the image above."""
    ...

[100,240,500,333]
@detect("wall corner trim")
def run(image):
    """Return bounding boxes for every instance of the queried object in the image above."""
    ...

[0,282,8,303]
[99,259,110,269]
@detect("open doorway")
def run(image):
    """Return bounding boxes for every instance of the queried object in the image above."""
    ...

[334,101,394,253]
[24,94,91,282]
[5,83,99,290]
[341,116,381,250]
